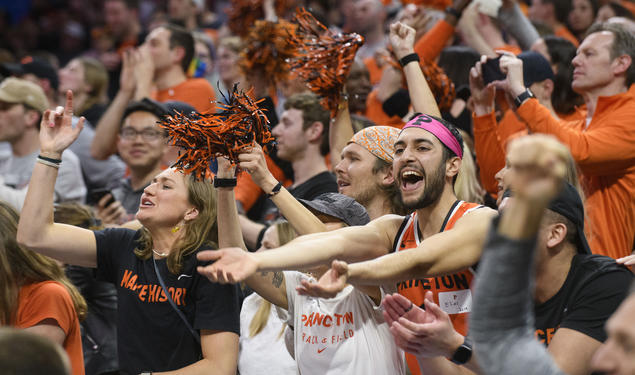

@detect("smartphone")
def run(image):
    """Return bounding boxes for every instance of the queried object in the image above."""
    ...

[481,56,505,84]
[87,188,116,207]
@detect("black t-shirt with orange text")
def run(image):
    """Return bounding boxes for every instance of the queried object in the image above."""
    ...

[95,228,241,375]
[534,254,632,345]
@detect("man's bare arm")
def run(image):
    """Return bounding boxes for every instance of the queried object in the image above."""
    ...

[347,208,496,285]
[197,215,402,284]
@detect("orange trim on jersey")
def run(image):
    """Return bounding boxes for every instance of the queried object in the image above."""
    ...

[395,201,482,375]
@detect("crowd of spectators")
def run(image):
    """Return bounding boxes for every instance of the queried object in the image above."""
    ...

[0,0,634,375]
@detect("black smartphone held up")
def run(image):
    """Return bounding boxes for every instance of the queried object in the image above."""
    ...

[87,188,116,207]
[481,56,506,84]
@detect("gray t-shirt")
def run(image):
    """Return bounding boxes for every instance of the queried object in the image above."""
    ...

[0,148,86,209]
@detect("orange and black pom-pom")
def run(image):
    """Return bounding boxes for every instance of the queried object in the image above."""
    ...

[386,52,456,113]
[240,19,298,87]
[158,84,275,180]
[287,8,364,116]
[226,0,295,37]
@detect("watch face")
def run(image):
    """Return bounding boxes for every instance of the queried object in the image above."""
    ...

[451,338,473,364]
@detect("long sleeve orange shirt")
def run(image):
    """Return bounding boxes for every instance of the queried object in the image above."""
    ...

[516,87,635,260]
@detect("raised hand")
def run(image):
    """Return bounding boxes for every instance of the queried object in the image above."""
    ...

[389,22,416,60]
[506,134,568,205]
[382,291,465,358]
[493,50,525,98]
[119,48,137,95]
[39,90,84,159]
[196,247,259,283]
[295,259,349,298]
[469,56,496,115]
[215,156,236,179]
[238,143,277,191]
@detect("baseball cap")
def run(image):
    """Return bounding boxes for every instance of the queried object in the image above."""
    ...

[0,77,49,112]
[547,181,591,254]
[518,51,554,87]
[502,182,591,254]
[1,56,59,91]
[298,192,370,227]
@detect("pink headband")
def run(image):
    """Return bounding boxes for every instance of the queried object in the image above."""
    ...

[402,114,463,159]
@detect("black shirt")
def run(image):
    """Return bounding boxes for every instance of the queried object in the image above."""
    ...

[259,170,338,223]
[95,228,241,375]
[534,254,633,345]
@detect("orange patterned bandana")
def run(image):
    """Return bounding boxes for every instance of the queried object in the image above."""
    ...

[348,126,400,163]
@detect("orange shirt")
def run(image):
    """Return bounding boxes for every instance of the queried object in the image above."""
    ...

[16,281,84,375]
[554,25,580,47]
[364,90,405,128]
[414,19,456,64]
[474,107,586,197]
[152,78,216,114]
[395,201,482,375]
[516,87,635,260]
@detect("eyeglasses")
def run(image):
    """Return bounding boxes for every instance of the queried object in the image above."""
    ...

[120,127,165,141]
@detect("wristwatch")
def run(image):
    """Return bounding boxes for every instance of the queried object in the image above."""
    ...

[450,336,473,365]
[514,88,535,107]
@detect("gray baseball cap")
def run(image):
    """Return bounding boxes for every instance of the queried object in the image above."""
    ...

[298,193,370,227]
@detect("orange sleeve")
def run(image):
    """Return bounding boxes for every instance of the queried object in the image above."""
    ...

[497,110,528,145]
[364,89,405,128]
[494,44,522,55]
[472,111,505,196]
[516,97,635,175]
[414,19,455,63]
[554,26,580,47]
[16,282,75,333]
[363,56,384,86]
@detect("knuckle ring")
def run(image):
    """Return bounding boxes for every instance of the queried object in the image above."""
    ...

[405,303,413,312]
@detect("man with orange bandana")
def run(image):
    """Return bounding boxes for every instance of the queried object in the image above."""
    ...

[196,113,497,375]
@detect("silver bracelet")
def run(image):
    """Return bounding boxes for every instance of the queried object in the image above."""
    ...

[36,158,60,169]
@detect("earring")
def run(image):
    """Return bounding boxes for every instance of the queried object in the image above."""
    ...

[171,225,180,233]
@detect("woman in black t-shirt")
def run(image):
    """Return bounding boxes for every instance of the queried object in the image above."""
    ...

[17,92,241,375]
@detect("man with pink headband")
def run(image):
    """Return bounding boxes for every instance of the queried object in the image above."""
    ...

[197,112,497,375]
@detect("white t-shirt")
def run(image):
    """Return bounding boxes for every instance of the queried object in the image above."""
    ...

[238,293,296,375]
[284,271,406,375]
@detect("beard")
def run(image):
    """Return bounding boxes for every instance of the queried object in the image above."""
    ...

[398,160,446,211]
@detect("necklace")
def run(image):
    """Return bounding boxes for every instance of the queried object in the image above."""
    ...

[152,248,168,257]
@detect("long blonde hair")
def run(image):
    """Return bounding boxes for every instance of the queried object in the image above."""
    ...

[135,173,219,274]
[454,137,485,204]
[249,221,296,338]
[0,202,87,324]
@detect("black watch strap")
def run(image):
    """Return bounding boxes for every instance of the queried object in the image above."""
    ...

[213,178,237,188]
[450,336,473,365]
[398,53,420,67]
[514,88,535,107]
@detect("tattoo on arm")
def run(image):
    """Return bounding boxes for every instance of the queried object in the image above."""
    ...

[271,272,283,288]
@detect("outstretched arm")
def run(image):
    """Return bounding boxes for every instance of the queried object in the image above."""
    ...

[17,91,97,267]
[198,215,400,283]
